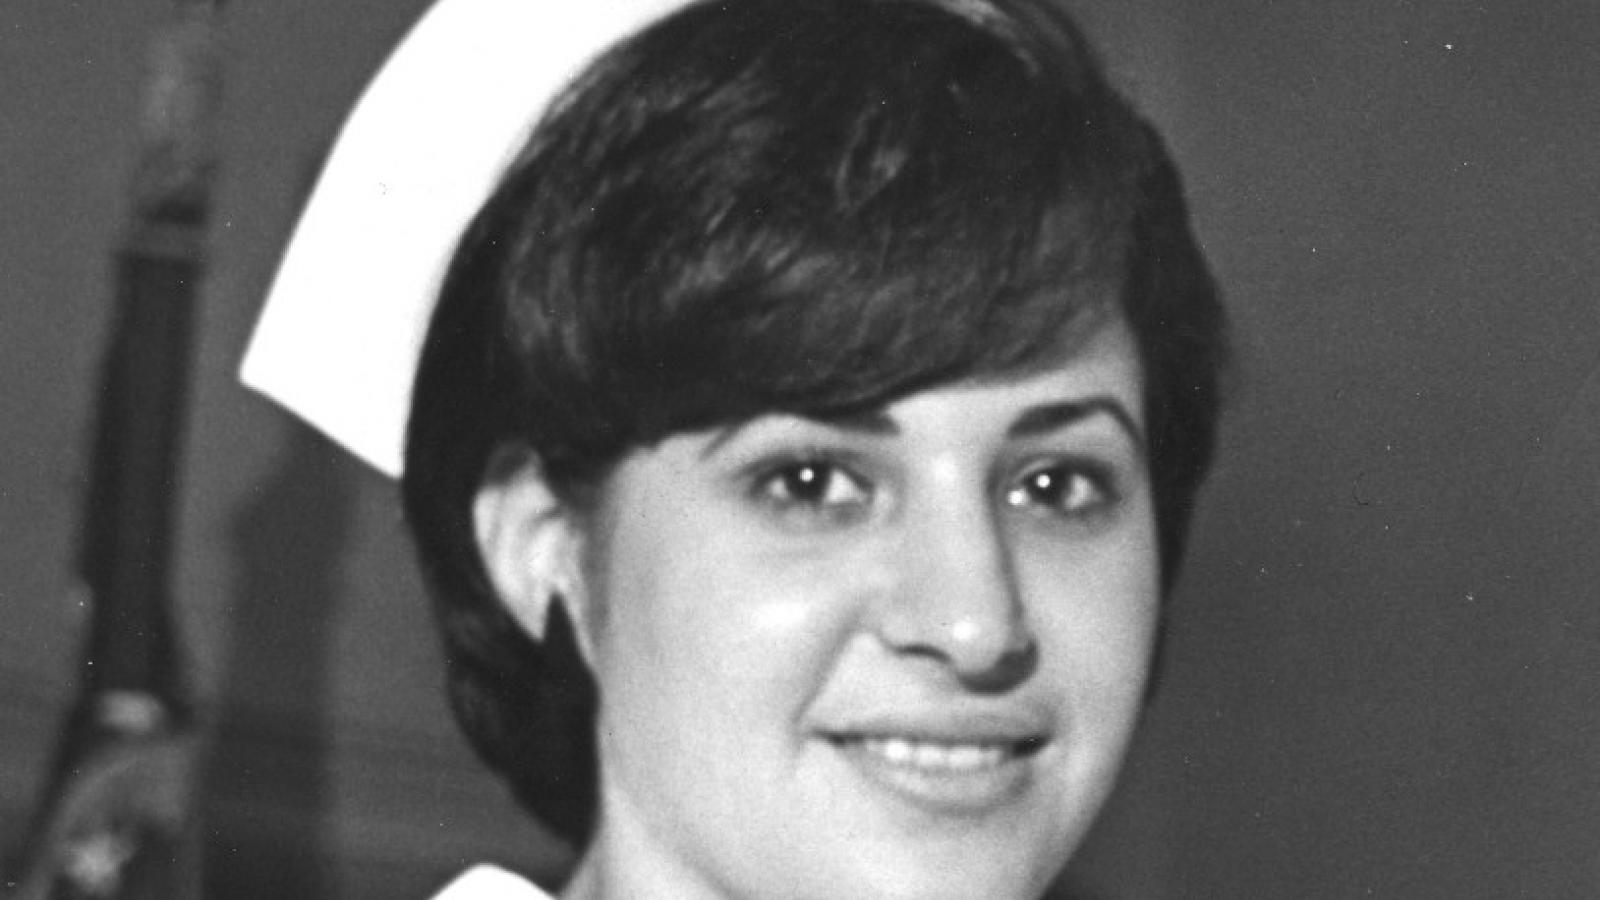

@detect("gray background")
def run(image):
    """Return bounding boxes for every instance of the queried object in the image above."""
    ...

[3,1,1598,897]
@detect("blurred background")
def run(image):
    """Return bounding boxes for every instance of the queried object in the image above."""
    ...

[2,0,1597,897]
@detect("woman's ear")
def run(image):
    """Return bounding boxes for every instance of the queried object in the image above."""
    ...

[473,452,595,661]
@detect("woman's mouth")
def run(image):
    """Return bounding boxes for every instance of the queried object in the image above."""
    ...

[823,731,1048,815]
[845,735,1039,772]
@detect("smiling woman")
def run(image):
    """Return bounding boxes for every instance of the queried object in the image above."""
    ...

[245,0,1227,897]
[515,322,1157,899]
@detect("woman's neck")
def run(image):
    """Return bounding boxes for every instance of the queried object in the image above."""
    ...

[560,793,731,900]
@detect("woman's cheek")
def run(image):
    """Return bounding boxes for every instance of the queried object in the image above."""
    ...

[700,534,882,666]
[1019,510,1160,715]
[689,534,892,735]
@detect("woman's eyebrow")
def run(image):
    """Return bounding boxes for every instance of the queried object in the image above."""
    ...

[1008,398,1146,450]
[814,408,898,436]
[700,409,897,459]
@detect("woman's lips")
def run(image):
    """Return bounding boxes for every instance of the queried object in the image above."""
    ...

[858,736,1013,772]
[820,717,1050,815]
[836,734,1045,771]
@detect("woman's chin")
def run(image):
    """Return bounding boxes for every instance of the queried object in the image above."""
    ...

[825,841,1065,900]
[791,737,1089,900]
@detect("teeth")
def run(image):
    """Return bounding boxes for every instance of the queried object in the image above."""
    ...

[858,737,1009,772]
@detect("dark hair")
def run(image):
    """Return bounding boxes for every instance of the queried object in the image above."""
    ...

[402,0,1226,847]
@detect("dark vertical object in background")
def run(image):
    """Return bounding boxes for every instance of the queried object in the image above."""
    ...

[200,426,353,898]
[195,140,347,898]
[4,2,227,898]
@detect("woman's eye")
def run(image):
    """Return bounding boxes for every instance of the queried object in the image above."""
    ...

[755,461,872,520]
[1005,464,1114,518]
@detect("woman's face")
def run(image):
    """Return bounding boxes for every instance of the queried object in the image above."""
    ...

[569,318,1158,900]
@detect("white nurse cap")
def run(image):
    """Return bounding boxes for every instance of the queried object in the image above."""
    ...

[240,0,687,477]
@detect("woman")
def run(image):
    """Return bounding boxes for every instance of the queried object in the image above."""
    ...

[246,0,1225,897]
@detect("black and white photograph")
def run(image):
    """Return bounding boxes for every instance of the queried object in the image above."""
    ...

[3,1,1598,897]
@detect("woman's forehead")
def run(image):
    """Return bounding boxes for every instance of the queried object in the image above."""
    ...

[674,316,1145,460]
[886,316,1144,422]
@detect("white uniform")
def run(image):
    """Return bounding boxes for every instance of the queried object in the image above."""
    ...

[431,865,552,900]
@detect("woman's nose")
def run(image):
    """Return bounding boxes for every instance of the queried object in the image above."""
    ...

[875,492,1037,691]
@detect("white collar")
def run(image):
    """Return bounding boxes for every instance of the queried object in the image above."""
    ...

[430,865,553,900]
